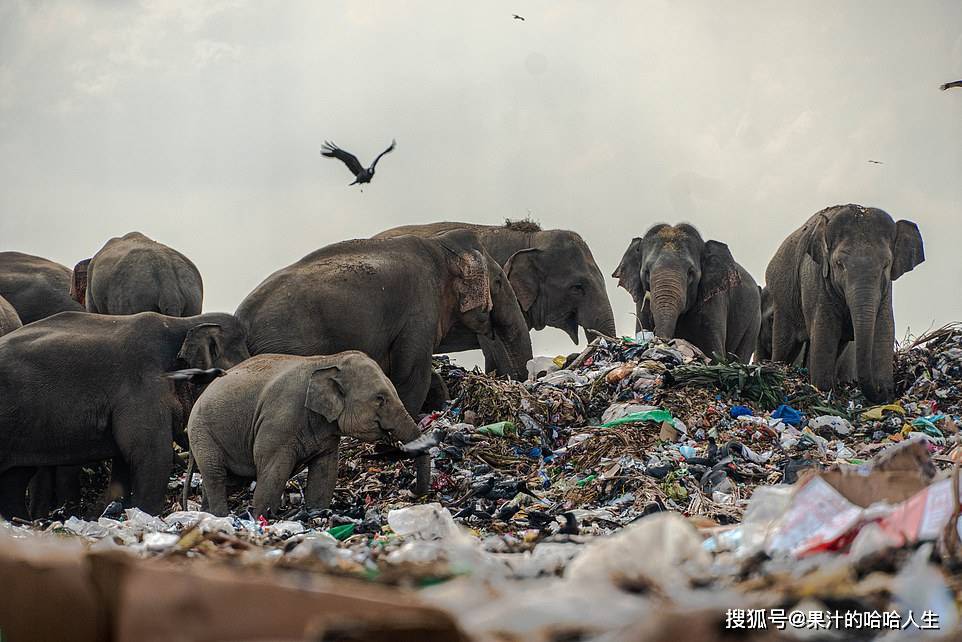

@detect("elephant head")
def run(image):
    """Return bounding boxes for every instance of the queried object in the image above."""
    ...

[70,259,91,306]
[176,314,251,371]
[805,205,924,400]
[305,351,430,495]
[433,229,494,337]
[614,224,741,341]
[504,230,616,343]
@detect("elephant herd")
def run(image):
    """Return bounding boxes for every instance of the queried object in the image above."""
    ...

[0,204,924,518]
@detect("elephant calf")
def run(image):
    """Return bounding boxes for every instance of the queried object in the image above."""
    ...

[187,352,431,518]
[613,224,760,362]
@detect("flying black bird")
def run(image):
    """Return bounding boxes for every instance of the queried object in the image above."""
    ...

[321,139,396,186]
[513,14,525,21]
[940,80,962,91]
[867,160,884,164]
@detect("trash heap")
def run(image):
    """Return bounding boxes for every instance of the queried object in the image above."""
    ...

[4,326,962,641]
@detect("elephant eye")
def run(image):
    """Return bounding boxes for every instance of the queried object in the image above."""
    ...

[376,395,386,407]
[570,284,585,295]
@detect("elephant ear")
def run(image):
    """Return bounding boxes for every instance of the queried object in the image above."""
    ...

[176,323,223,370]
[612,237,644,299]
[504,248,541,311]
[699,240,742,303]
[806,215,831,278]
[70,258,91,306]
[456,250,493,313]
[305,365,345,424]
[891,220,924,281]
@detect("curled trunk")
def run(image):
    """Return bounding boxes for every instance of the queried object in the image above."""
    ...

[478,330,532,381]
[579,292,617,339]
[393,411,433,497]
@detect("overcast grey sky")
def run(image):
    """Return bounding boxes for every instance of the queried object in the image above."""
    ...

[1,1,960,365]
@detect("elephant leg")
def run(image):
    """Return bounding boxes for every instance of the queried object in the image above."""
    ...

[54,466,83,509]
[809,309,842,392]
[421,370,450,413]
[197,458,229,517]
[0,467,35,520]
[733,326,756,364]
[27,467,55,518]
[107,458,131,503]
[389,340,434,416]
[253,449,298,519]
[771,307,803,365]
[836,342,857,383]
[189,431,230,516]
[112,406,172,515]
[305,452,339,510]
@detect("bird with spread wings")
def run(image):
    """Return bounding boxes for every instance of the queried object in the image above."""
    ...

[940,80,962,90]
[320,139,396,187]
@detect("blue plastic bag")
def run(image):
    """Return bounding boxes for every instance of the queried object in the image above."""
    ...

[730,405,753,418]
[772,404,802,426]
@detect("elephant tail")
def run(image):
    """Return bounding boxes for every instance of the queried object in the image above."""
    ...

[181,451,196,509]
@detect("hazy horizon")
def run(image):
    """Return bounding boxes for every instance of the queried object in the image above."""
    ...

[2,1,960,366]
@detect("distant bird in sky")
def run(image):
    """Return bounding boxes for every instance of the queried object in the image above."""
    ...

[867,160,884,164]
[513,14,525,21]
[941,80,962,90]
[321,139,396,187]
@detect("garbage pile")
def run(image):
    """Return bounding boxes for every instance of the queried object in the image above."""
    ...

[3,326,962,640]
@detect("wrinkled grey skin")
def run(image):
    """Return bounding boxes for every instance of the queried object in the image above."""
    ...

[372,227,531,379]
[614,224,760,363]
[765,205,924,401]
[237,230,501,417]
[0,252,87,516]
[757,285,855,380]
[0,252,84,324]
[0,311,250,518]
[0,295,21,337]
[78,232,203,315]
[376,221,617,344]
[188,352,429,517]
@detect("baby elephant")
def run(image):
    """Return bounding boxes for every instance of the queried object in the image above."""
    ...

[187,352,431,517]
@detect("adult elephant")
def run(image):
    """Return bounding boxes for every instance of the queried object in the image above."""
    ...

[613,224,760,363]
[765,204,923,401]
[371,227,531,379]
[237,229,522,416]
[757,285,855,380]
[0,311,250,518]
[375,220,616,345]
[0,252,84,324]
[75,232,203,316]
[0,295,21,337]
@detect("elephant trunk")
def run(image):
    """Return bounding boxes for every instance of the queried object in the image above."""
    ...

[848,283,882,400]
[391,410,433,498]
[578,292,617,339]
[478,330,532,381]
[649,270,686,340]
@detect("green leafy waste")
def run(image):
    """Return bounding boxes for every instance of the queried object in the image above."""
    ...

[669,357,786,409]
